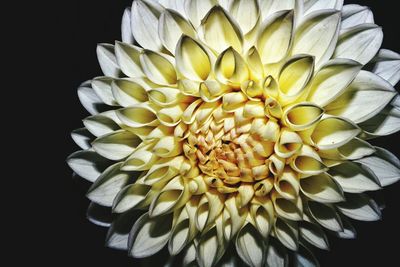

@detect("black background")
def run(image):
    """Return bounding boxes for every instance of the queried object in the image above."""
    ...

[59,0,400,266]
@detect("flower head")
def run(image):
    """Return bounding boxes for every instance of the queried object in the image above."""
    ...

[69,0,400,266]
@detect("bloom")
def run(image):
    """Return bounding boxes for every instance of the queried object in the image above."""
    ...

[68,0,400,266]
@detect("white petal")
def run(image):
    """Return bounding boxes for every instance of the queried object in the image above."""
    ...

[96,44,121,78]
[115,41,144,78]
[311,116,360,150]
[168,208,194,255]
[293,245,319,267]
[329,161,381,193]
[337,193,381,221]
[112,183,154,213]
[182,242,197,266]
[300,173,344,203]
[304,0,343,15]
[67,150,110,182]
[372,49,400,86]
[92,130,141,160]
[274,218,299,251]
[78,81,107,115]
[91,77,118,106]
[158,0,186,17]
[86,202,112,227]
[158,9,195,54]
[121,8,135,44]
[117,104,159,128]
[333,24,383,65]
[128,212,172,258]
[334,214,356,239]
[140,50,177,85]
[184,0,217,29]
[325,71,396,123]
[106,211,136,250]
[83,114,120,137]
[341,4,374,28]
[307,58,362,107]
[258,0,295,21]
[111,79,149,107]
[229,0,260,34]
[291,10,341,68]
[71,128,93,150]
[266,238,289,267]
[199,5,243,53]
[257,10,294,64]
[307,201,343,232]
[300,222,329,250]
[235,223,266,267]
[131,0,163,51]
[355,147,400,187]
[359,102,400,137]
[318,138,376,160]
[87,162,131,207]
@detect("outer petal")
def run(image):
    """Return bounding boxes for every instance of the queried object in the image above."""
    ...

[291,10,341,68]
[131,0,164,51]
[300,173,344,203]
[86,202,112,227]
[258,0,295,21]
[140,50,177,85]
[235,223,267,267]
[77,81,107,115]
[71,128,93,150]
[91,77,118,106]
[266,237,289,267]
[333,24,383,65]
[304,0,343,15]
[300,221,330,250]
[121,8,135,44]
[106,211,138,250]
[117,104,159,128]
[67,150,110,182]
[86,162,132,207]
[337,193,381,221]
[96,44,121,78]
[307,201,343,232]
[341,4,374,29]
[115,41,144,78]
[184,0,217,29]
[229,0,260,35]
[128,212,173,258]
[372,49,400,86]
[112,183,154,213]
[83,113,120,137]
[274,218,299,251]
[325,71,396,123]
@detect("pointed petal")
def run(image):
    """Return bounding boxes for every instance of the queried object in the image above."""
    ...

[300,222,329,250]
[304,0,343,15]
[112,183,154,213]
[300,173,344,203]
[318,138,376,160]
[236,223,266,267]
[341,4,374,28]
[67,150,110,182]
[96,44,121,78]
[307,59,362,107]
[117,104,159,128]
[215,47,249,86]
[307,201,343,232]
[121,8,135,44]
[372,49,400,86]
[229,0,260,34]
[106,210,138,250]
[91,77,118,106]
[86,202,112,227]
[334,214,356,239]
[293,245,319,267]
[333,24,383,65]
[337,193,381,221]
[92,130,141,160]
[115,41,144,78]
[71,128,93,150]
[184,0,217,28]
[283,102,324,131]
[274,218,299,251]
[78,81,107,115]
[83,114,120,137]
[140,50,177,85]
[128,212,173,258]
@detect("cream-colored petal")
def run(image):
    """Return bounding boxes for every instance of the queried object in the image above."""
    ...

[67,150,110,182]
[278,55,314,105]
[274,218,299,251]
[149,87,187,107]
[355,147,400,187]
[175,36,212,81]
[92,129,141,160]
[311,116,360,150]
[141,156,183,185]
[304,0,343,15]
[266,237,289,267]
[229,0,260,34]
[274,166,300,200]
[300,222,329,250]
[236,223,266,267]
[168,208,195,255]
[111,79,149,107]
[131,0,163,51]
[300,173,344,203]
[115,41,144,78]
[274,128,302,158]
[78,81,106,115]
[293,245,319,267]
[105,211,136,250]
[140,50,177,85]
[318,137,375,160]
[245,47,264,81]
[341,4,374,29]
[92,77,118,106]
[291,10,341,68]
[195,191,225,231]
[272,191,303,221]
[258,0,295,21]
[159,9,196,54]
[262,75,279,99]
[184,0,217,28]
[333,24,383,65]
[257,10,294,64]
[199,5,243,53]
[157,104,186,126]
[243,101,265,119]
[96,44,121,78]
[224,196,248,240]
[372,49,400,86]
[158,0,186,16]
[117,104,159,128]
[329,162,381,193]
[200,81,229,102]
[283,102,324,131]
[268,154,285,175]
[121,8,134,44]
[182,242,197,266]
[122,144,159,171]
[325,71,396,123]
[112,183,154,213]
[250,197,274,238]
[71,128,93,150]
[307,59,362,107]
[334,214,356,239]
[336,193,381,221]
[86,162,131,207]
[291,145,327,176]
[307,201,343,232]
[215,47,249,87]
[128,212,172,258]
[83,114,120,137]
[359,97,400,137]
[153,136,183,157]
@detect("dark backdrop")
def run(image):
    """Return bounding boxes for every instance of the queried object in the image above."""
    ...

[60,1,400,266]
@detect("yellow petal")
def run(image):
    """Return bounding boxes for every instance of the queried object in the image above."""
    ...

[140,50,177,85]
[215,47,249,87]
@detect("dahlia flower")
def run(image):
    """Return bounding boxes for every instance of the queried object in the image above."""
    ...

[68,0,400,266]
